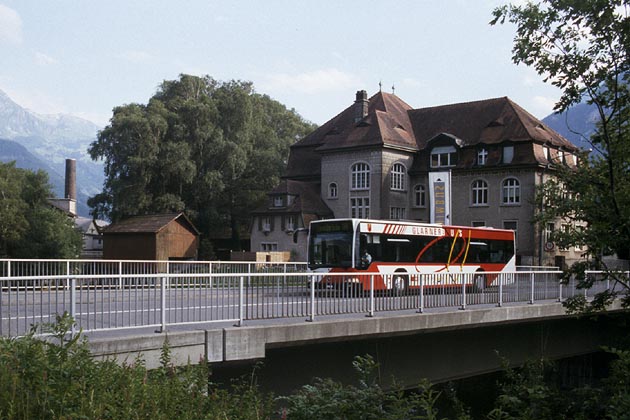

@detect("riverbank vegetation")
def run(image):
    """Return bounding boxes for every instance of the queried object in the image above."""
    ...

[1,314,630,420]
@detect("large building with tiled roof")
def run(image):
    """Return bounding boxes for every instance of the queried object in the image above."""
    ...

[252,90,582,266]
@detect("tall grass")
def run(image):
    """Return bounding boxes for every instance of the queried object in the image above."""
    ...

[0,313,274,420]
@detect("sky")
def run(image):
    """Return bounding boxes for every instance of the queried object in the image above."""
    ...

[0,0,560,128]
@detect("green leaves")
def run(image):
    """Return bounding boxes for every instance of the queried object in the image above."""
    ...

[0,162,82,258]
[89,74,315,250]
[494,0,630,309]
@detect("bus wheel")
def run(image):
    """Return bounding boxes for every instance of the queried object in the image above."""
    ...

[392,273,409,295]
[473,271,486,292]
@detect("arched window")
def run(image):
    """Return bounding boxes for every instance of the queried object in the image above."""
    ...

[471,179,488,206]
[413,184,426,207]
[390,163,406,190]
[351,162,370,190]
[328,182,338,199]
[502,178,520,204]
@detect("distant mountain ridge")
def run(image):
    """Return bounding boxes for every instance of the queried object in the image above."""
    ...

[542,102,599,152]
[0,89,104,217]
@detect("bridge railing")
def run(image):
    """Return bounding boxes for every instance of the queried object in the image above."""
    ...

[0,259,619,337]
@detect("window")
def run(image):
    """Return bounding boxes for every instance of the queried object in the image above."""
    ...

[262,216,272,231]
[503,145,514,164]
[544,222,555,244]
[351,163,370,190]
[501,178,520,205]
[503,220,518,246]
[543,145,550,161]
[261,243,278,252]
[413,184,426,207]
[471,179,488,206]
[328,182,338,199]
[285,215,296,231]
[477,148,488,166]
[430,146,457,168]
[273,196,283,207]
[472,221,486,227]
[350,197,370,218]
[389,207,406,220]
[390,163,406,191]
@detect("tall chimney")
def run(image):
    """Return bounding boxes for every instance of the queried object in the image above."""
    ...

[65,158,76,201]
[354,90,368,123]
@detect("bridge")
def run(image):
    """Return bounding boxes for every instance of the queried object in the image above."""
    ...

[1,259,625,391]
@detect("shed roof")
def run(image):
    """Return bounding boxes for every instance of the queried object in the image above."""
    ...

[102,213,200,235]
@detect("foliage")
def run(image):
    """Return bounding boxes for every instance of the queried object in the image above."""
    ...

[491,0,630,309]
[0,161,83,258]
[280,354,468,420]
[89,74,316,251]
[0,313,275,420]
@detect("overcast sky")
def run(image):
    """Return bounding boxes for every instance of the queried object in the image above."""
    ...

[0,0,558,127]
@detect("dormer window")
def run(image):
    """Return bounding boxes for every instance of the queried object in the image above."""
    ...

[430,146,457,168]
[502,145,514,164]
[543,145,550,161]
[477,148,488,166]
[273,196,283,207]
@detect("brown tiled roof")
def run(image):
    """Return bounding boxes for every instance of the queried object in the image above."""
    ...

[408,97,577,151]
[285,91,415,179]
[102,213,200,235]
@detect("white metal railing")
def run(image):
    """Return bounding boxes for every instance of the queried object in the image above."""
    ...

[0,259,619,337]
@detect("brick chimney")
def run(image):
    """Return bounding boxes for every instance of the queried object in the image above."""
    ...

[354,90,368,123]
[65,158,77,201]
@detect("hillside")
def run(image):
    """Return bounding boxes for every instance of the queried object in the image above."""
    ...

[0,138,92,216]
[0,89,104,216]
[542,102,599,152]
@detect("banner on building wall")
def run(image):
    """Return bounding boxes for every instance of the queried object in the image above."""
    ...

[429,171,451,225]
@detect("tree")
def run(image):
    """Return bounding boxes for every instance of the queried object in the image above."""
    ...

[492,0,630,310]
[89,74,316,252]
[0,161,83,258]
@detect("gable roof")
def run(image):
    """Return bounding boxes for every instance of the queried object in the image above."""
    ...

[285,91,415,179]
[102,213,200,235]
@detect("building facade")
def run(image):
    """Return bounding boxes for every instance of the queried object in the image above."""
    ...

[252,90,582,267]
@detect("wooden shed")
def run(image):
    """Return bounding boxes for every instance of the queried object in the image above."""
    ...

[102,213,199,260]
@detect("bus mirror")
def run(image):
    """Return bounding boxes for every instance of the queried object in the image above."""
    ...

[293,227,308,244]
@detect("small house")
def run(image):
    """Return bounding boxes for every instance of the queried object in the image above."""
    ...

[102,213,199,260]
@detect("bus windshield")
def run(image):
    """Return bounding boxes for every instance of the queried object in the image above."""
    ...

[308,220,354,269]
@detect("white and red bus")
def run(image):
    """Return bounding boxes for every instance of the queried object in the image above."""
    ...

[307,218,516,293]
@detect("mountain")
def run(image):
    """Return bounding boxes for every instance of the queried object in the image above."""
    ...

[0,89,104,217]
[542,103,599,152]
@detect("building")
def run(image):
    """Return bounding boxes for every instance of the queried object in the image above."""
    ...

[102,213,199,260]
[252,90,582,267]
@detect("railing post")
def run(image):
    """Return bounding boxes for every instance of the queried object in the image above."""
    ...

[238,276,244,327]
[558,273,563,302]
[418,275,424,313]
[308,274,315,322]
[159,276,167,332]
[460,273,466,310]
[70,276,77,337]
[498,273,504,307]
[529,272,535,304]
[368,275,374,317]
[118,261,123,289]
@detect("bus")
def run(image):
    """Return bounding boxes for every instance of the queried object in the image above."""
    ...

[307,218,516,293]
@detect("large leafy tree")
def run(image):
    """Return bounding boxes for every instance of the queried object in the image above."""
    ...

[492,0,630,309]
[89,74,315,253]
[0,162,83,258]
